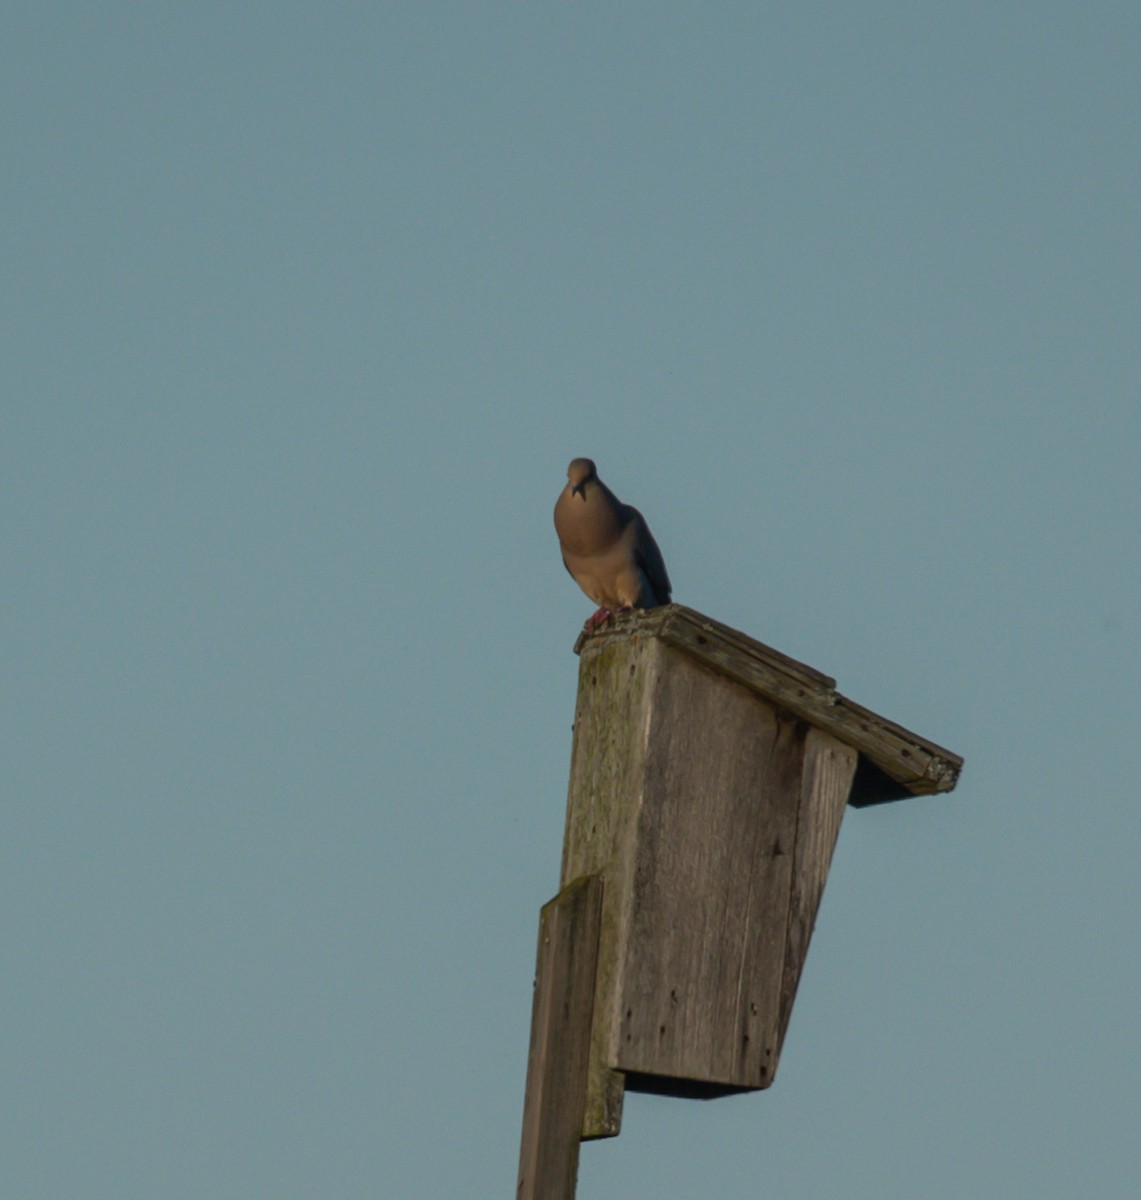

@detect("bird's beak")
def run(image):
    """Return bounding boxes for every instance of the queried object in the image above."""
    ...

[571,482,586,499]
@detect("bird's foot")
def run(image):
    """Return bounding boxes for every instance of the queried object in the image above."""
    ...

[584,607,613,633]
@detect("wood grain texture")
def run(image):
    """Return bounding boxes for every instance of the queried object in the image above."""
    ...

[577,605,962,803]
[559,635,658,1138]
[615,651,803,1089]
[777,729,858,1056]
[517,875,604,1200]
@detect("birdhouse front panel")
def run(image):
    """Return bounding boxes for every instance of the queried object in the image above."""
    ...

[613,646,805,1090]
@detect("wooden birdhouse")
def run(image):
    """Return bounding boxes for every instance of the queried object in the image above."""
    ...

[518,605,962,1199]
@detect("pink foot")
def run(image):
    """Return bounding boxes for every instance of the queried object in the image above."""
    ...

[584,607,613,633]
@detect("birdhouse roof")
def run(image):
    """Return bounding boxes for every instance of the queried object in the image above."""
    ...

[575,605,962,805]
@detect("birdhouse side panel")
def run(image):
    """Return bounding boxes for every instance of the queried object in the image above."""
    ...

[561,637,653,888]
[562,635,657,1139]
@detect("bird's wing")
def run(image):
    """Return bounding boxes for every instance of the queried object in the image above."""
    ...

[628,506,672,604]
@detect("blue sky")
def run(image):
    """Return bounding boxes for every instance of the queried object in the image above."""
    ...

[3,4,1139,1197]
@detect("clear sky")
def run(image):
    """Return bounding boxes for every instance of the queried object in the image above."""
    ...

[4,4,1139,1197]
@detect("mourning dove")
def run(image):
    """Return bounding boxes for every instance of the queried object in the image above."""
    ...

[554,457,672,631]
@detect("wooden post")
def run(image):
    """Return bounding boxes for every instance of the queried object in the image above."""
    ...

[517,604,962,1188]
[517,875,603,1200]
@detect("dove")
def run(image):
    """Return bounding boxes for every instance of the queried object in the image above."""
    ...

[554,457,672,631]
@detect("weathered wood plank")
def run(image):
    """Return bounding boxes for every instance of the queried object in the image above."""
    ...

[560,634,655,1138]
[825,695,959,798]
[577,605,962,803]
[777,729,858,1056]
[615,651,803,1089]
[517,875,604,1200]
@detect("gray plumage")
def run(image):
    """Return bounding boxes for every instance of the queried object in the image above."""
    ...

[554,458,672,622]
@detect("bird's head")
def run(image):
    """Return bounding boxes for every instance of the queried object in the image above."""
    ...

[567,457,597,499]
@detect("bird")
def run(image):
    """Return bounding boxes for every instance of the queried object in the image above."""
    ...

[554,457,672,632]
